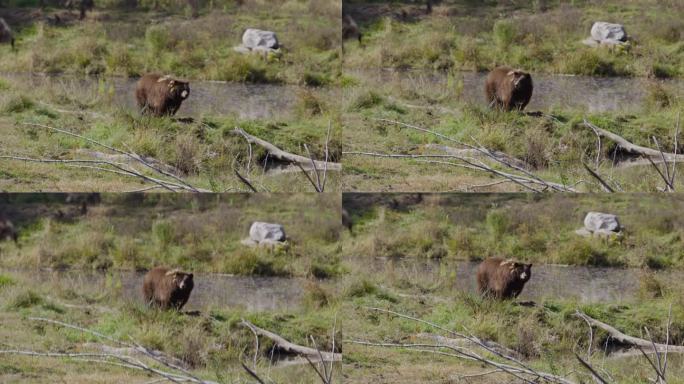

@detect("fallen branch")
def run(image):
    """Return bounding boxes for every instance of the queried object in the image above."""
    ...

[239,320,341,362]
[423,143,530,169]
[3,122,209,192]
[1,155,193,192]
[75,149,181,177]
[24,122,203,192]
[346,118,576,192]
[352,307,574,384]
[1,317,219,384]
[416,333,521,360]
[575,311,684,353]
[82,343,189,370]
[583,162,617,193]
[232,128,341,171]
[582,120,684,162]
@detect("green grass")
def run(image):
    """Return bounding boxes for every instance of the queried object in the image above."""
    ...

[342,68,684,192]
[0,193,343,277]
[0,74,341,192]
[342,193,684,268]
[343,0,684,78]
[0,269,341,383]
[340,253,684,383]
[0,1,340,85]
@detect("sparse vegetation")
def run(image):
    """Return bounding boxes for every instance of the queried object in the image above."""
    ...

[342,193,684,268]
[340,193,684,383]
[343,0,684,79]
[342,68,684,192]
[0,0,340,84]
[0,74,342,192]
[0,194,342,276]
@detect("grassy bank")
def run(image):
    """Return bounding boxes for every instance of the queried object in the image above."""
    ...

[0,193,343,277]
[0,74,342,192]
[0,0,340,85]
[342,70,684,192]
[344,0,684,79]
[0,269,341,383]
[342,193,684,268]
[342,276,684,383]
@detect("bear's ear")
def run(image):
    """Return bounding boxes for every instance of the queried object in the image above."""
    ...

[527,263,532,268]
[188,273,194,279]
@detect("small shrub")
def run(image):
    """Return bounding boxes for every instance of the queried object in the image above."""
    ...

[486,210,509,240]
[557,238,611,266]
[0,78,10,90]
[145,24,173,53]
[173,133,202,175]
[351,91,383,110]
[493,20,518,48]
[0,274,15,289]
[221,249,289,276]
[153,220,176,248]
[178,325,208,368]
[638,271,666,299]
[651,63,678,79]
[3,95,34,113]
[296,90,325,116]
[562,50,622,76]
[210,55,277,83]
[645,82,673,109]
[302,71,330,87]
[7,290,43,309]
[346,278,377,298]
[303,281,333,308]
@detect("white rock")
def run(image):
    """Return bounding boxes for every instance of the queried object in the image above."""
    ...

[584,212,621,233]
[249,222,286,244]
[242,29,279,50]
[590,22,627,44]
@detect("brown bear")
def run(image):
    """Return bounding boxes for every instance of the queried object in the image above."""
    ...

[342,208,352,232]
[0,18,14,49]
[484,66,533,112]
[0,217,18,243]
[476,257,532,299]
[342,14,362,49]
[142,267,194,310]
[135,74,190,117]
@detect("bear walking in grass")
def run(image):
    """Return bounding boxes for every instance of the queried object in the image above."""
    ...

[135,74,190,117]
[485,66,533,111]
[0,217,17,243]
[476,257,532,299]
[0,18,15,49]
[142,267,194,310]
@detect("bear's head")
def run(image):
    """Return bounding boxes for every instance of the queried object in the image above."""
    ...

[166,269,194,291]
[501,259,532,282]
[168,79,190,100]
[506,70,532,90]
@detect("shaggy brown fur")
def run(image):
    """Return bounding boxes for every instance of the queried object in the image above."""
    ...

[0,18,15,49]
[476,257,532,299]
[0,217,18,243]
[142,267,194,310]
[342,208,352,232]
[135,74,190,117]
[343,14,362,43]
[485,66,533,111]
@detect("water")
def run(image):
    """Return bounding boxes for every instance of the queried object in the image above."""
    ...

[350,69,684,112]
[1,72,309,120]
[372,257,682,303]
[3,268,305,312]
